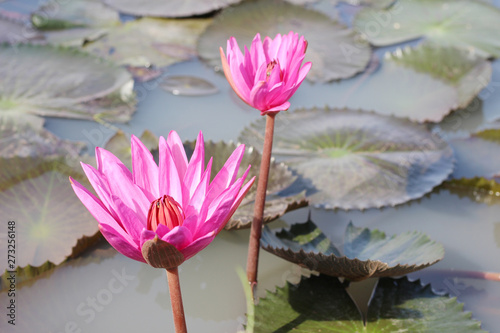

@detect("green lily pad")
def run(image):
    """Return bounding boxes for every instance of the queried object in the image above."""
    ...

[104,130,159,170]
[1,262,56,292]
[0,16,43,44]
[449,131,500,179]
[83,17,211,67]
[0,120,86,187]
[0,157,100,272]
[31,0,120,30]
[239,107,454,209]
[442,177,500,205]
[184,140,308,230]
[0,44,136,125]
[353,0,500,58]
[0,232,103,291]
[31,0,120,47]
[262,218,444,281]
[161,75,219,96]
[388,44,492,108]
[253,274,485,332]
[339,43,491,122]
[197,0,371,82]
[342,0,395,8]
[102,0,243,18]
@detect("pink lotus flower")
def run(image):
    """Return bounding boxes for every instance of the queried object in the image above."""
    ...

[70,131,255,268]
[220,31,312,116]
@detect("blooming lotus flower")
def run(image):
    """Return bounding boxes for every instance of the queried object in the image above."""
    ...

[70,131,255,268]
[220,31,312,116]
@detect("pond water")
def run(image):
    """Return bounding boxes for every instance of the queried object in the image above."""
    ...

[2,0,500,332]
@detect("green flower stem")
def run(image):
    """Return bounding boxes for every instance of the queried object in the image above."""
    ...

[246,113,276,291]
[166,267,187,333]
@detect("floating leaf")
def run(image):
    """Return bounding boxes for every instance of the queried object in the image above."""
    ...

[104,130,158,170]
[388,44,492,108]
[254,274,484,332]
[184,140,307,229]
[43,27,109,47]
[83,17,211,67]
[31,0,120,30]
[338,43,491,122]
[161,75,218,96]
[102,0,242,18]
[31,0,120,47]
[262,218,444,281]
[197,0,371,82]
[1,262,56,292]
[442,177,500,205]
[342,0,395,8]
[0,16,43,44]
[353,0,500,58]
[474,128,500,143]
[240,107,454,209]
[0,158,100,272]
[0,44,135,124]
[449,132,500,179]
[0,120,86,187]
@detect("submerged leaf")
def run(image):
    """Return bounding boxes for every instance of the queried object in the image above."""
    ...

[198,0,371,82]
[262,218,444,281]
[240,107,454,209]
[83,17,211,67]
[354,0,500,57]
[161,76,218,96]
[254,274,485,332]
[183,140,307,229]
[0,44,135,124]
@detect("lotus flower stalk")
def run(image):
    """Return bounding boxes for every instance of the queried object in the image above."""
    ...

[220,31,311,290]
[70,131,255,333]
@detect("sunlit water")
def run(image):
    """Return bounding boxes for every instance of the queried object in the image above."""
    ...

[2,0,500,332]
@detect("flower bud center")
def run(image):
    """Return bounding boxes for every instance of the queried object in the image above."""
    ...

[147,195,185,232]
[266,60,283,81]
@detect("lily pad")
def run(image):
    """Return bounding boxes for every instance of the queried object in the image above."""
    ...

[0,157,100,272]
[449,131,500,179]
[442,177,500,205]
[0,120,86,187]
[197,0,371,82]
[161,75,219,96]
[253,274,485,332]
[83,17,211,67]
[0,16,43,44]
[342,0,395,8]
[184,140,307,230]
[31,0,120,47]
[338,43,491,122]
[387,44,492,108]
[0,44,136,125]
[353,0,500,58]
[104,130,158,170]
[262,218,444,281]
[31,0,120,30]
[239,107,454,210]
[102,0,242,18]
